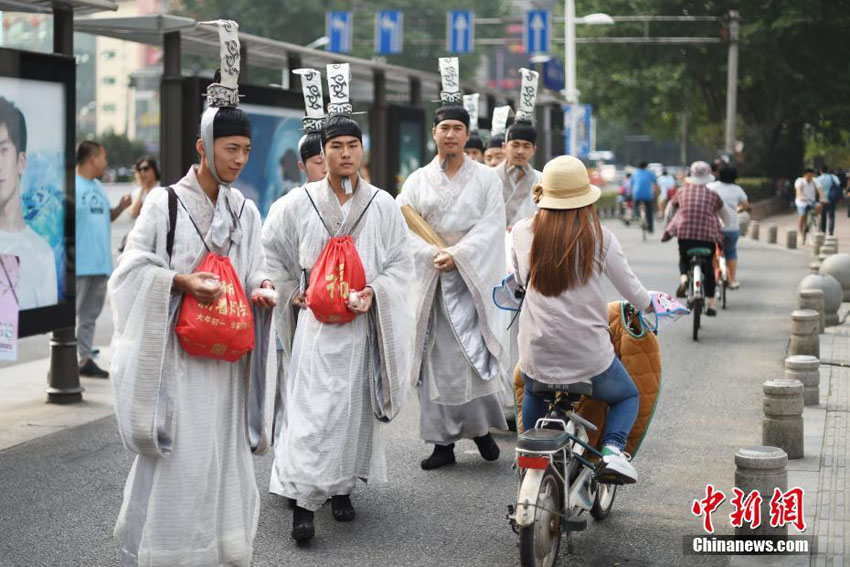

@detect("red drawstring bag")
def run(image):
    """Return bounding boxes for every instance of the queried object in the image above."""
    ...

[306,235,366,324]
[167,187,254,362]
[175,252,255,361]
[303,187,378,324]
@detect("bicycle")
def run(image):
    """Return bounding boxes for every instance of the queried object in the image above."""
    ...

[685,247,712,341]
[801,203,819,246]
[714,243,728,310]
[508,378,617,567]
[637,201,649,242]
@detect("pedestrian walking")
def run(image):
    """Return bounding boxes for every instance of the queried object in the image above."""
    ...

[707,163,749,288]
[511,154,652,484]
[817,164,842,235]
[75,139,130,377]
[263,64,414,542]
[109,22,277,565]
[398,57,509,471]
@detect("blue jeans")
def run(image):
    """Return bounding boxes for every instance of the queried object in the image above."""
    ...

[522,358,640,450]
[722,230,739,261]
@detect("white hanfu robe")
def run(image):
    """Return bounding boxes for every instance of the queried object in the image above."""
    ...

[397,156,510,445]
[494,161,541,229]
[494,161,541,408]
[263,178,413,511]
[109,166,276,567]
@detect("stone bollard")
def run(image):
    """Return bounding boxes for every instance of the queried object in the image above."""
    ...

[820,244,838,257]
[790,309,819,358]
[824,235,838,249]
[749,220,760,240]
[766,223,778,244]
[814,233,825,255]
[762,379,804,459]
[786,229,797,249]
[734,447,788,537]
[798,273,842,326]
[798,288,825,333]
[820,253,850,301]
[785,355,820,406]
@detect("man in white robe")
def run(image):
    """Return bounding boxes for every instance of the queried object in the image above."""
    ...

[263,74,413,542]
[492,71,543,423]
[397,62,509,470]
[109,25,277,566]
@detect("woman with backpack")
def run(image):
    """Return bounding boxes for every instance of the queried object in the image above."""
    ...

[510,155,653,485]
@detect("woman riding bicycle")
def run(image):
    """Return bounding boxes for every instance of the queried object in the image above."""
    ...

[510,155,652,485]
[663,161,731,317]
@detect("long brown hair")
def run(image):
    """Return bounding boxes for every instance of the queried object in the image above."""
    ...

[529,205,602,297]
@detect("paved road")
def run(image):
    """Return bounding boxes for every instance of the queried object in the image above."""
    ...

[0,219,810,566]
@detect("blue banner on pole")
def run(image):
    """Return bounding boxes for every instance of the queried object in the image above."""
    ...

[375,10,403,54]
[326,11,352,54]
[563,103,593,158]
[524,10,550,54]
[447,11,474,54]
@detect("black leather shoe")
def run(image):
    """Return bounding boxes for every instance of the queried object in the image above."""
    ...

[79,359,109,378]
[706,308,717,317]
[331,494,356,522]
[291,506,315,541]
[675,283,687,298]
[420,444,456,470]
[473,433,500,461]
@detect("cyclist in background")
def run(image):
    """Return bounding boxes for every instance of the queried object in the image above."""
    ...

[663,161,730,316]
[794,168,824,237]
[656,169,677,218]
[707,164,749,289]
[629,161,657,234]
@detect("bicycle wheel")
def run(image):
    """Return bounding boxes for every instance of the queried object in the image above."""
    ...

[722,280,727,310]
[590,483,617,521]
[692,299,702,341]
[519,470,563,567]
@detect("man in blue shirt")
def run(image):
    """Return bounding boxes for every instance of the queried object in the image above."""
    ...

[75,140,130,377]
[629,161,658,234]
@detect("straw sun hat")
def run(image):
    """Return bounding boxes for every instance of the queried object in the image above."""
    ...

[533,155,601,210]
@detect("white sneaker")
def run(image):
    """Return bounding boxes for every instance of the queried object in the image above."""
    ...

[598,444,637,485]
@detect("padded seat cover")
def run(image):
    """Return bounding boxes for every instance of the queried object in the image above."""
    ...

[514,302,662,460]
[517,427,571,453]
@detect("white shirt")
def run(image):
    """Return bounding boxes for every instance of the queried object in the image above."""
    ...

[794,177,821,206]
[707,181,748,232]
[657,174,676,198]
[0,225,58,309]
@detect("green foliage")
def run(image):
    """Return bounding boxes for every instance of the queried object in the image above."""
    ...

[737,177,774,203]
[805,128,850,169]
[567,0,850,178]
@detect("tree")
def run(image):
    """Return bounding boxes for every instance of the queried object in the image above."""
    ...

[567,0,850,177]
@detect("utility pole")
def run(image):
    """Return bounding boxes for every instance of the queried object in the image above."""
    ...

[564,0,577,156]
[724,10,740,156]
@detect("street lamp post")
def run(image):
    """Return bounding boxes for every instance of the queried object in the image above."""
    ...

[564,1,613,156]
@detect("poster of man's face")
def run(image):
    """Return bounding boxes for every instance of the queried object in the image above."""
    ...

[0,77,65,310]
